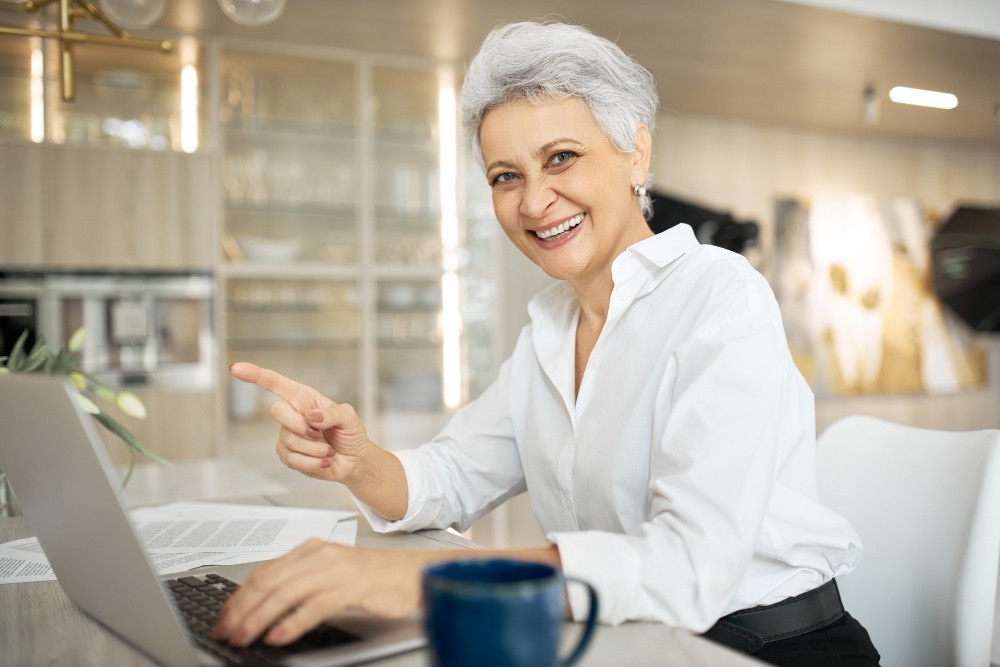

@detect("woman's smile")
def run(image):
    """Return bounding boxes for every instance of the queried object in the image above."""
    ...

[534,213,586,241]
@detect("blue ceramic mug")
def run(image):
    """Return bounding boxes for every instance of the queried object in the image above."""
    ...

[422,559,599,667]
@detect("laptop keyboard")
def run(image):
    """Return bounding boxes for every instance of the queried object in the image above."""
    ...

[167,573,362,666]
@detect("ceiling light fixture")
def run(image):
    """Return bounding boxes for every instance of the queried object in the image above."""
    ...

[0,0,286,102]
[217,0,286,27]
[888,86,959,110]
[0,0,172,101]
[97,0,167,31]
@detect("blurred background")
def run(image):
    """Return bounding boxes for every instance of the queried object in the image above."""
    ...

[0,0,998,564]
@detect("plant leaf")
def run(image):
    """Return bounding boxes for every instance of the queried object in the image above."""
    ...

[7,330,29,371]
[121,446,137,488]
[21,338,51,373]
[46,346,72,374]
[92,411,172,467]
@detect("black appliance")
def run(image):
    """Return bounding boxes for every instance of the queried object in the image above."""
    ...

[931,206,1000,332]
[0,273,43,362]
[647,189,759,255]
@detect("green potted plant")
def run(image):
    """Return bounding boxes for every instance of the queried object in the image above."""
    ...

[0,327,169,488]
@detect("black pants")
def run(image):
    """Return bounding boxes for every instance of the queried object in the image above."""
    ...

[751,612,881,667]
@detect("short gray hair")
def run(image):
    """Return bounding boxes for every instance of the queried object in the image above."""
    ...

[461,21,659,217]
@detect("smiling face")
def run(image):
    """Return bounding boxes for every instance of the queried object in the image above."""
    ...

[479,96,652,290]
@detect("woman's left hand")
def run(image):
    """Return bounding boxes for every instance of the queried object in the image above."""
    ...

[213,541,431,647]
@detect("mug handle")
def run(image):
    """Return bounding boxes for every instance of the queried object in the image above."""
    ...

[559,577,599,667]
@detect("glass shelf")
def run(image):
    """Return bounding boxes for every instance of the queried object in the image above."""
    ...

[47,41,209,152]
[222,119,356,140]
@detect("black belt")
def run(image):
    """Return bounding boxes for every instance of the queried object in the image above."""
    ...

[702,579,845,654]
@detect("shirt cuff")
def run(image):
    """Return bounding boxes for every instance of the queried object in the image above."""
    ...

[548,530,642,626]
[351,448,444,533]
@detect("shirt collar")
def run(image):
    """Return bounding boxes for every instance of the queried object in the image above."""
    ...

[526,223,701,361]
[615,223,700,277]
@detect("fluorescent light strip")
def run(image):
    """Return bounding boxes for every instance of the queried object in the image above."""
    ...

[180,65,199,153]
[30,46,44,143]
[438,68,462,410]
[888,86,958,110]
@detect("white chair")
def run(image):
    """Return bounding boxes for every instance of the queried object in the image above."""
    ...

[816,415,1000,667]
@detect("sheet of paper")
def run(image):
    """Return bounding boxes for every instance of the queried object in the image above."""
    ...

[131,501,357,554]
[0,502,359,585]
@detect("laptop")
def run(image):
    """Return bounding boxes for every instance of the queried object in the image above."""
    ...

[0,373,425,666]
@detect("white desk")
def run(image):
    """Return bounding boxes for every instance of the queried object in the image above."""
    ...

[0,485,761,666]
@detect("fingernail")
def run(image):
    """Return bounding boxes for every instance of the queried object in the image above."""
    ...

[213,622,230,641]
[266,625,289,645]
[307,427,322,439]
[307,409,323,423]
[320,459,332,468]
[326,446,335,457]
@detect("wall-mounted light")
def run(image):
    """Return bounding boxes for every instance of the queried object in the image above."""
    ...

[180,64,198,153]
[30,43,44,142]
[889,86,959,110]
[437,67,462,410]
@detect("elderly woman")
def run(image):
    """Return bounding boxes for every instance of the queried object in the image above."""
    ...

[214,21,880,667]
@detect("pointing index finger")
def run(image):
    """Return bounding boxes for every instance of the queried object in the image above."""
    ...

[229,362,316,410]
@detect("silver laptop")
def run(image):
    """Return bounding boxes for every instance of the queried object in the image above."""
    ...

[0,373,425,667]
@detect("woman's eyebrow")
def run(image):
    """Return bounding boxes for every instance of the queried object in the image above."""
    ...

[485,138,583,173]
[485,158,518,173]
[536,138,580,156]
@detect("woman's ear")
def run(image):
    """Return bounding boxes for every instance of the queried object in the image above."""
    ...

[631,124,652,183]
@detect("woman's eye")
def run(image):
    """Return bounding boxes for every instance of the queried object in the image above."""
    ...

[548,150,576,167]
[490,172,516,186]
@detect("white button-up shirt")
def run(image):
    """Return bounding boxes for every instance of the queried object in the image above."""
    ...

[357,224,861,631]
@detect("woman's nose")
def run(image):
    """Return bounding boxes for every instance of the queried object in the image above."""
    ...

[519,177,556,219]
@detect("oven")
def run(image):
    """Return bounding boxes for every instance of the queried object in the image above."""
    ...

[0,271,216,390]
[0,273,43,363]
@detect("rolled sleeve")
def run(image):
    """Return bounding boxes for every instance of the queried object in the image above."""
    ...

[352,448,449,533]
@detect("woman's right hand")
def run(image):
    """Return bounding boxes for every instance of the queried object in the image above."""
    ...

[229,362,372,485]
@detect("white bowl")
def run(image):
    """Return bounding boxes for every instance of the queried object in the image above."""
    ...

[238,235,303,262]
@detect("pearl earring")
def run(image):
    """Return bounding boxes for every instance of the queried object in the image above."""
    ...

[632,182,647,198]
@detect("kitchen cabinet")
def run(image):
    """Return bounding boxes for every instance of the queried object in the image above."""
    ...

[0,38,215,270]
[41,145,216,269]
[218,47,500,451]
[0,142,216,269]
[0,142,44,265]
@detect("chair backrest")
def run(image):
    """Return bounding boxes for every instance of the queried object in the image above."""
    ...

[816,415,1000,667]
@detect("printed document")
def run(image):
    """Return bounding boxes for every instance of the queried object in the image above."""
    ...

[0,501,358,585]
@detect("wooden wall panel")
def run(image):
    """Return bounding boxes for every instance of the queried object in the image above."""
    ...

[0,143,44,266]
[39,145,215,270]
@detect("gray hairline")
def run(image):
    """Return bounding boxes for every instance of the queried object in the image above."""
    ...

[460,24,657,218]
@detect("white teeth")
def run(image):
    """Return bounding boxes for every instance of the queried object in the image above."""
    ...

[535,213,584,240]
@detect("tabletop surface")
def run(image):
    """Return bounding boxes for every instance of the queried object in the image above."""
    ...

[0,484,761,667]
